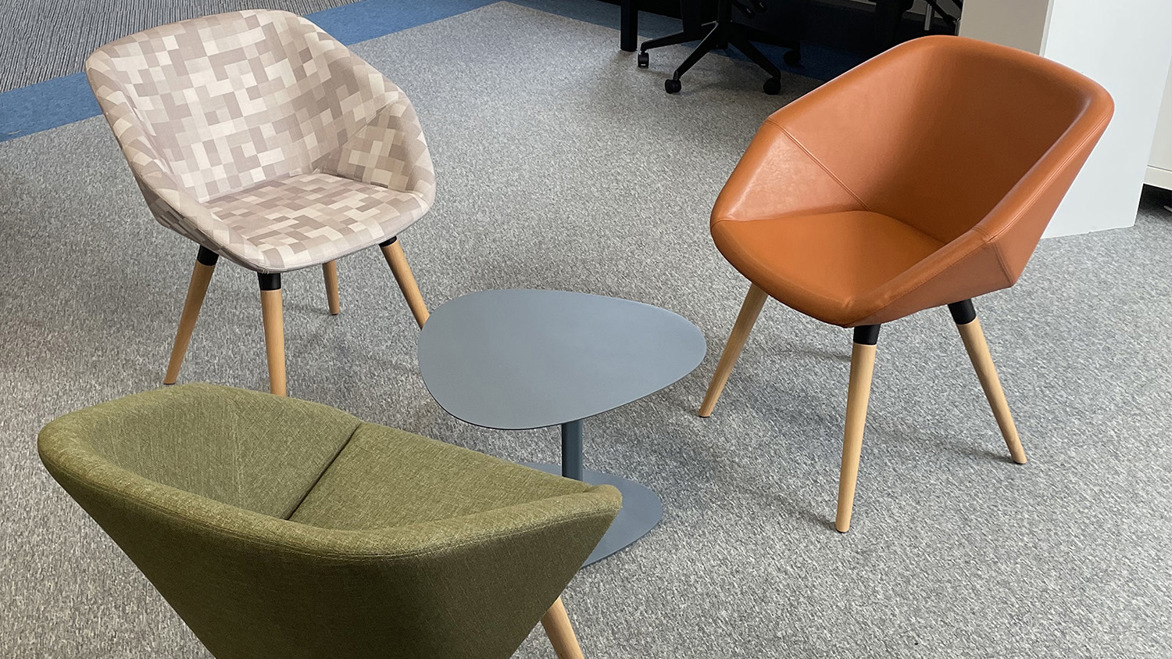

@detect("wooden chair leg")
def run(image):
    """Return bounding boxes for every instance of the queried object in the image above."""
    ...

[699,283,768,417]
[949,300,1027,464]
[164,247,218,385]
[379,237,429,328]
[259,273,287,397]
[835,325,880,533]
[322,260,340,315]
[541,597,584,659]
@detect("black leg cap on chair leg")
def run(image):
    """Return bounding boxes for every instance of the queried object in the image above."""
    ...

[947,299,977,325]
[853,324,880,345]
[258,273,282,291]
[196,246,219,266]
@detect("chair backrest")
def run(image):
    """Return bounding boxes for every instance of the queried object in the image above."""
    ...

[39,385,620,659]
[85,10,411,203]
[717,36,1112,283]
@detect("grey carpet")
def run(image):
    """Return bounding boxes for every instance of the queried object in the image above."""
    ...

[2,3,1171,657]
[0,0,357,92]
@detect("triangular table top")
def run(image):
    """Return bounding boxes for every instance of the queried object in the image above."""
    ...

[418,289,705,430]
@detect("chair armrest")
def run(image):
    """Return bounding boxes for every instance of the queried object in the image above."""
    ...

[132,165,260,260]
[319,89,436,207]
[848,229,1012,326]
[86,58,251,260]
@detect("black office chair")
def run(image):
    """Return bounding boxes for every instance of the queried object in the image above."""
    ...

[874,0,962,53]
[924,0,962,30]
[638,0,800,95]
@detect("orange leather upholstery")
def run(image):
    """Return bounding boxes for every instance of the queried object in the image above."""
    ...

[711,36,1113,327]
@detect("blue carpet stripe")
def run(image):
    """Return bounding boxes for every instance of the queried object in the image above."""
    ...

[0,0,495,143]
[0,0,854,144]
[305,0,493,48]
[0,73,99,143]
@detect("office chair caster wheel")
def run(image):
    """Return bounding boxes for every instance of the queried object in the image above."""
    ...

[638,52,649,68]
[665,78,682,94]
[784,49,801,66]
[763,78,781,95]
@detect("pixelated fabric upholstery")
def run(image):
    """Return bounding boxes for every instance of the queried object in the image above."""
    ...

[86,10,436,273]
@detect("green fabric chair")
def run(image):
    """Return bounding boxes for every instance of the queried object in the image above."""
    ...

[38,383,621,659]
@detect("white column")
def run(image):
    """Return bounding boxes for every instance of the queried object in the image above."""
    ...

[961,0,1172,236]
[958,0,1052,53]
[1144,44,1172,190]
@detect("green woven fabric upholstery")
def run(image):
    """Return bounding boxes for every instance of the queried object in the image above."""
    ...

[39,384,621,659]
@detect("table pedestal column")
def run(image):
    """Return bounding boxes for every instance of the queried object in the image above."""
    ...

[561,419,584,479]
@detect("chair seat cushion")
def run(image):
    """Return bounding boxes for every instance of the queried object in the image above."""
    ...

[289,423,593,530]
[711,210,944,327]
[207,172,429,272]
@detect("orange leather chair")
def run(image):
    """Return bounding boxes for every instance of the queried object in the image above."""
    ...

[699,36,1113,532]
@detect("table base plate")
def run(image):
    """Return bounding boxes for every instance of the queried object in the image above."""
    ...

[522,463,663,566]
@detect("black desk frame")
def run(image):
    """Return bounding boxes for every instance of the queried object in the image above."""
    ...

[619,0,915,55]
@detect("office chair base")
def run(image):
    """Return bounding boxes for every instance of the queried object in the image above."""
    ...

[641,17,799,95]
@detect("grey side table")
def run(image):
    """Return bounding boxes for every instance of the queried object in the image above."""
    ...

[417,289,705,565]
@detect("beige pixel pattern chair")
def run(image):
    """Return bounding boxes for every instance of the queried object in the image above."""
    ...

[86,9,436,395]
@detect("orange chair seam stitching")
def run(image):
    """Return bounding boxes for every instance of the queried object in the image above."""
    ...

[991,241,1014,287]
[771,121,871,212]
